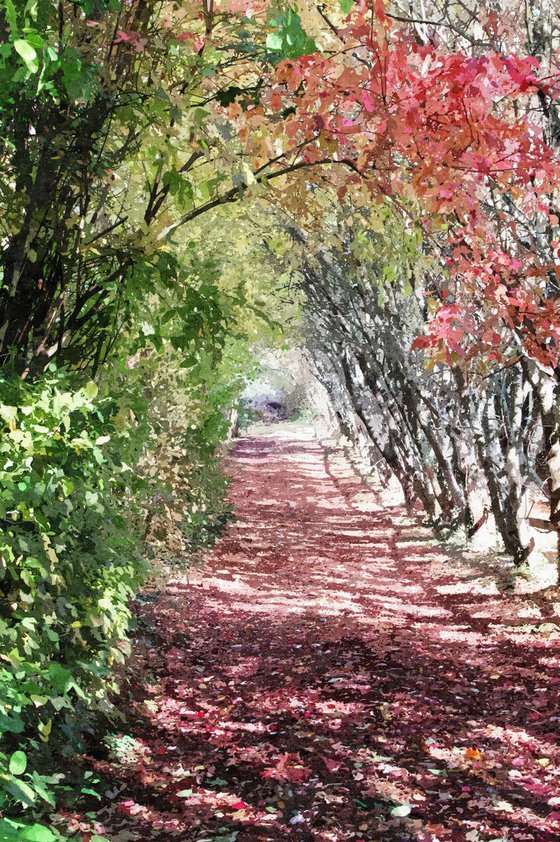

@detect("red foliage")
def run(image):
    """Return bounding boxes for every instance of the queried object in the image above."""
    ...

[227,1,560,367]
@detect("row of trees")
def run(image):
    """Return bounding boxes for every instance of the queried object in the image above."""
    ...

[282,202,546,563]
[244,0,560,567]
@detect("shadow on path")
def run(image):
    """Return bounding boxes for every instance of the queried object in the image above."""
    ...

[91,433,560,842]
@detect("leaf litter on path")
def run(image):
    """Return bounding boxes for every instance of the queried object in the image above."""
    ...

[80,433,560,841]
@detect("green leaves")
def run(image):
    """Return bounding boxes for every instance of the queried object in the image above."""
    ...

[84,381,99,399]
[8,751,27,776]
[0,370,145,822]
[0,404,18,428]
[5,778,36,808]
[17,825,58,842]
[0,820,64,842]
[46,664,72,694]
[215,85,244,107]
[2,0,18,35]
[266,7,317,60]
[13,39,39,73]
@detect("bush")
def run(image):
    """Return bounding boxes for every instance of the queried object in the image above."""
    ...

[0,370,146,820]
[133,341,253,567]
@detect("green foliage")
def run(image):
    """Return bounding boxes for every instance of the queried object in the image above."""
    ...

[0,817,69,841]
[339,0,354,14]
[0,0,273,372]
[0,369,145,819]
[131,336,258,567]
[0,1,296,833]
[103,732,146,766]
[266,6,317,60]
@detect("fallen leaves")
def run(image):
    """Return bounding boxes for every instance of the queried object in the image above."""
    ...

[261,753,312,783]
[77,435,560,841]
[229,801,248,811]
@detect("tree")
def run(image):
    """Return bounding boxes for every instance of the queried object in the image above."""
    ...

[261,195,542,560]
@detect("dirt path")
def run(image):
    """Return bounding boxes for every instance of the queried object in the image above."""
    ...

[92,430,560,842]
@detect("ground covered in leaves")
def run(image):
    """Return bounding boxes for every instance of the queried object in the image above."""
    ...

[86,429,560,841]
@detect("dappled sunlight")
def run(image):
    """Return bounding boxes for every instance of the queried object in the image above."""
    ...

[92,434,560,841]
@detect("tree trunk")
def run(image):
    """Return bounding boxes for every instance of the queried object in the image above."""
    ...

[528,364,560,575]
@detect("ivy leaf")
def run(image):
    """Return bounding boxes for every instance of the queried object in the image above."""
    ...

[30,772,56,806]
[13,39,39,73]
[8,750,27,776]
[216,86,243,107]
[266,32,283,51]
[266,7,317,61]
[84,381,98,399]
[3,0,18,35]
[47,663,72,693]
[0,713,24,734]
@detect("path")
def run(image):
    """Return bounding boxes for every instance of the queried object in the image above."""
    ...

[91,430,560,842]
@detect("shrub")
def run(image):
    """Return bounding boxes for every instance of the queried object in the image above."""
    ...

[0,370,146,820]
[132,341,253,567]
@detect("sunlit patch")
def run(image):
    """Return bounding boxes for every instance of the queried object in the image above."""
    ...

[261,752,312,782]
[437,628,488,645]
[314,700,366,718]
[220,720,269,734]
[435,579,500,595]
[222,657,260,677]
[538,655,560,668]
